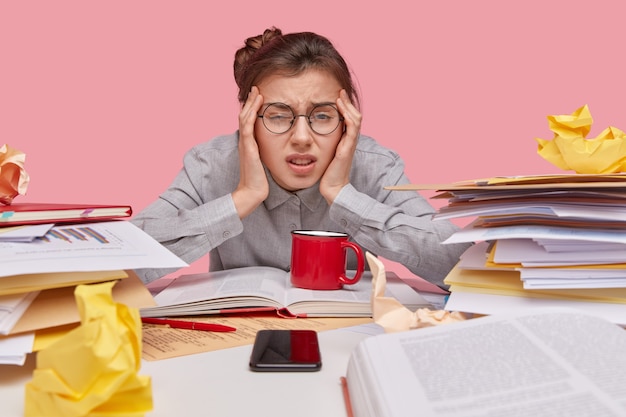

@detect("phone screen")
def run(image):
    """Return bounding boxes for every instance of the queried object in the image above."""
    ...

[249,329,322,372]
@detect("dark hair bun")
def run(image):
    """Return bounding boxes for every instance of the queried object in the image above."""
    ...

[234,27,282,87]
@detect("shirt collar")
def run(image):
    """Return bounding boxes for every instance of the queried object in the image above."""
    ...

[263,168,326,212]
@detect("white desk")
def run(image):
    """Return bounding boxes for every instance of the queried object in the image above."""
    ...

[0,325,377,417]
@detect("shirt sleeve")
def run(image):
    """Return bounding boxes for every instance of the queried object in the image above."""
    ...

[329,145,470,288]
[131,145,243,283]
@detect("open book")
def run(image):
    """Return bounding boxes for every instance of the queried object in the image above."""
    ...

[342,308,626,417]
[140,266,431,318]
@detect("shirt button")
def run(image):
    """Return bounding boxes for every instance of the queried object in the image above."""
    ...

[223,231,231,238]
[340,219,348,227]
[289,224,297,231]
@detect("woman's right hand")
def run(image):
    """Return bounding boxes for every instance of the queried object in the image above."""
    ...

[232,86,269,219]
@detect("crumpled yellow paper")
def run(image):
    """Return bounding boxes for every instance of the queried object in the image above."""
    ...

[24,281,153,417]
[535,105,626,174]
[0,144,30,205]
[368,252,466,333]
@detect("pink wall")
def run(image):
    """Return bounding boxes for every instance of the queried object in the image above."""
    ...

[3,1,625,277]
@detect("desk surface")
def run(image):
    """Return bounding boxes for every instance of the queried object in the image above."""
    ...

[1,325,378,417]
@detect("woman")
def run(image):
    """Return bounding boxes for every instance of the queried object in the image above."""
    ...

[131,27,470,287]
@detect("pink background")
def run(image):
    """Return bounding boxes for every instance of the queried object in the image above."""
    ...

[3,1,625,277]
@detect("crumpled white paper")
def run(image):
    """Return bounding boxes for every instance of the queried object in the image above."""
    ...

[0,144,29,205]
[368,252,466,332]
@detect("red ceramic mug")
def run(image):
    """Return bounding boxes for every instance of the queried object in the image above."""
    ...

[290,230,365,290]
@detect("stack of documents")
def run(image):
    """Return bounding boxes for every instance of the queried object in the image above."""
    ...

[0,220,187,364]
[388,174,626,325]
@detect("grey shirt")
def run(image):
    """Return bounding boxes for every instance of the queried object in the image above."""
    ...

[131,132,470,287]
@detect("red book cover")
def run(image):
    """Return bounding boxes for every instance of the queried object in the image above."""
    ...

[0,203,132,226]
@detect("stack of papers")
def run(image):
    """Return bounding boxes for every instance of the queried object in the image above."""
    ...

[389,174,626,324]
[0,220,187,365]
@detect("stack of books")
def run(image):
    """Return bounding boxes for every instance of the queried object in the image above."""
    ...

[388,174,626,325]
[0,203,188,365]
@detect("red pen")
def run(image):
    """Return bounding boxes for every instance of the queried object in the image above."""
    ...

[141,317,236,332]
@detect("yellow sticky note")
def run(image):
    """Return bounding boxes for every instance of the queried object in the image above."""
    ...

[24,281,152,417]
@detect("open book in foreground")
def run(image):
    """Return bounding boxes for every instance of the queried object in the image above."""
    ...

[140,266,431,318]
[343,308,626,417]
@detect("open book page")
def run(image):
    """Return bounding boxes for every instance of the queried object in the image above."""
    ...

[285,273,432,316]
[143,267,290,317]
[284,273,373,316]
[142,267,432,318]
[346,308,626,417]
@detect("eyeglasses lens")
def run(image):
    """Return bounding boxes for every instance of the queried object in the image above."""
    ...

[261,103,341,135]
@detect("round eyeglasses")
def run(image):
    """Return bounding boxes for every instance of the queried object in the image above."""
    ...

[258,103,344,135]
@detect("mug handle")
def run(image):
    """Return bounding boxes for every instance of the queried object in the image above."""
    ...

[339,241,365,285]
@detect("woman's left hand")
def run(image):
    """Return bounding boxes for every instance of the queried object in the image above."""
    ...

[319,89,362,204]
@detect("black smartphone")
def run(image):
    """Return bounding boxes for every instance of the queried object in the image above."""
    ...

[249,329,322,372]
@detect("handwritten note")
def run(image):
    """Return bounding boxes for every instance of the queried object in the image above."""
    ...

[141,313,372,361]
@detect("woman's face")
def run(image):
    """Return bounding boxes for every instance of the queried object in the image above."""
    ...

[254,69,343,192]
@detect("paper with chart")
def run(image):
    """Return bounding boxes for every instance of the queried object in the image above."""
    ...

[0,224,53,242]
[0,220,187,277]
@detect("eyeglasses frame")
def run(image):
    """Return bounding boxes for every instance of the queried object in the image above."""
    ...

[257,102,345,135]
